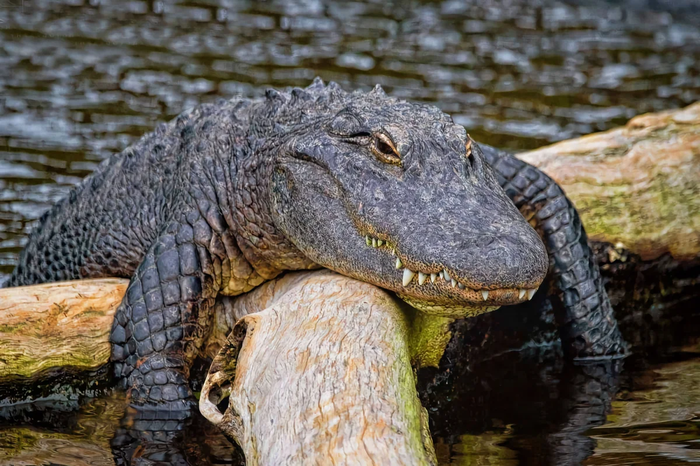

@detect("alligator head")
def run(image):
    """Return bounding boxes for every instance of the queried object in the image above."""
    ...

[260,79,548,317]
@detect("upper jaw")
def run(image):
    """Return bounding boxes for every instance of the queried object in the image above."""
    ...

[362,233,542,307]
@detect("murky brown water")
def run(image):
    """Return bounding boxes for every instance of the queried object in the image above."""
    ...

[1,0,699,464]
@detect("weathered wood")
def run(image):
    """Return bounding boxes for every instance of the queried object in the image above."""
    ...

[0,272,436,465]
[0,278,128,379]
[200,270,436,466]
[519,101,700,262]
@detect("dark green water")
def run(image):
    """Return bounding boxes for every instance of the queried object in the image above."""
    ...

[1,0,699,464]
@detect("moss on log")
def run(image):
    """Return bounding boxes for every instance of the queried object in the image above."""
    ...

[519,102,700,262]
[0,278,128,379]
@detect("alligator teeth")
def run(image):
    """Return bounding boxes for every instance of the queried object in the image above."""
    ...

[365,236,371,246]
[482,290,489,301]
[395,257,403,269]
[430,273,437,283]
[377,239,383,247]
[443,270,451,282]
[457,283,465,289]
[403,269,416,286]
[451,279,457,287]
[527,288,537,300]
[391,248,396,256]
[372,238,377,247]
[418,272,427,285]
[439,271,444,280]
[518,289,527,300]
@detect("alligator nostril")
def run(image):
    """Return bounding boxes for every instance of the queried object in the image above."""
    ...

[472,235,497,249]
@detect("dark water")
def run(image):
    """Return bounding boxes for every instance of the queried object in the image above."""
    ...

[425,352,700,465]
[1,353,699,465]
[1,0,700,464]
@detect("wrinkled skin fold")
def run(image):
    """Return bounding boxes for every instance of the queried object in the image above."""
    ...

[5,78,624,418]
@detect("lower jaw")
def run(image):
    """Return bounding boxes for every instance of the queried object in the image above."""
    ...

[398,293,502,318]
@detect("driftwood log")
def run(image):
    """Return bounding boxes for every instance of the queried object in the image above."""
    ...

[519,101,699,263]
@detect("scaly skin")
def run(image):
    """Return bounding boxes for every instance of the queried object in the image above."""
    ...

[481,145,627,360]
[6,78,620,415]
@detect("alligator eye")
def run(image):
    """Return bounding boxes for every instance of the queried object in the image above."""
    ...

[372,133,401,164]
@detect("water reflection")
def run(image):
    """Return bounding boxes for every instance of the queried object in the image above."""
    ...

[0,392,244,465]
[587,356,700,464]
[111,406,245,466]
[0,393,123,466]
[2,353,698,464]
[425,352,700,465]
[422,350,623,465]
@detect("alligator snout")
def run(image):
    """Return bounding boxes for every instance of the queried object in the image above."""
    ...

[362,220,547,311]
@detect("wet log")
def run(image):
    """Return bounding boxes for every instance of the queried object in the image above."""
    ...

[0,271,436,465]
[0,278,128,379]
[200,270,435,465]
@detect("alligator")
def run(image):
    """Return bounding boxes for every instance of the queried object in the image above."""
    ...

[6,78,625,414]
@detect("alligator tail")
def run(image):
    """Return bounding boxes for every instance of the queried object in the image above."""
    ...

[480,144,628,361]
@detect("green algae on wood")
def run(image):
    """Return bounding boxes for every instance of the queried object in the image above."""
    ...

[519,102,700,262]
[0,279,128,379]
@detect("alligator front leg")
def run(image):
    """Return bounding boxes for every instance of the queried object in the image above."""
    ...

[480,144,627,360]
[110,217,215,412]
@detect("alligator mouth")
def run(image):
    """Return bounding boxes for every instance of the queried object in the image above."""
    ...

[362,233,539,307]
